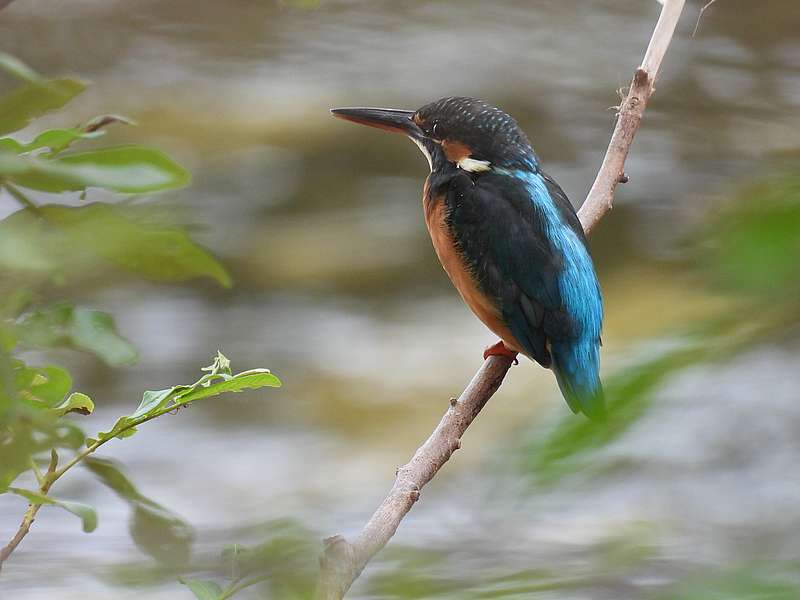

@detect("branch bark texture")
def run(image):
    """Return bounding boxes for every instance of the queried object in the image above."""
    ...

[316,2,686,597]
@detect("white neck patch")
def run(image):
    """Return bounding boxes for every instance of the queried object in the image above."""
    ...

[410,138,433,171]
[408,138,491,174]
[457,157,492,173]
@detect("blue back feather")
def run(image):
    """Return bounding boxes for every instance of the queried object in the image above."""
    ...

[501,168,604,417]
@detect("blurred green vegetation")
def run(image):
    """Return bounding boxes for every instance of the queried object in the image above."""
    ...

[520,173,800,487]
[0,54,280,585]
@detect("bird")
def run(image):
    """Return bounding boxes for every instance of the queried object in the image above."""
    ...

[331,97,604,419]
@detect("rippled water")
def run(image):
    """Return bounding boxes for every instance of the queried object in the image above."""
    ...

[1,0,799,597]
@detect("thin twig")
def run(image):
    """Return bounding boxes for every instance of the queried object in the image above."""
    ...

[0,451,58,571]
[692,0,718,37]
[0,391,208,571]
[314,1,687,598]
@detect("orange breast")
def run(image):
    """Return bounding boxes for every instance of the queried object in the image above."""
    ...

[423,187,522,352]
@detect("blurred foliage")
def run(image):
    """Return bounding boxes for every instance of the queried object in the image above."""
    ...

[519,173,800,485]
[654,564,800,600]
[86,457,195,566]
[0,54,280,579]
[179,519,318,600]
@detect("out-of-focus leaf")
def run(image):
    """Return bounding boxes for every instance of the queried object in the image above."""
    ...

[50,392,94,417]
[0,52,43,84]
[6,146,189,193]
[87,352,280,445]
[53,419,88,450]
[658,565,800,600]
[0,128,105,156]
[0,137,25,153]
[0,413,87,493]
[179,578,223,600]
[85,457,194,565]
[132,502,194,566]
[42,203,231,286]
[17,304,138,367]
[13,361,72,409]
[701,176,800,300]
[0,203,230,287]
[83,456,139,498]
[83,114,137,132]
[8,487,97,532]
[0,209,60,273]
[0,424,37,492]
[523,340,710,485]
[222,520,317,581]
[0,78,86,135]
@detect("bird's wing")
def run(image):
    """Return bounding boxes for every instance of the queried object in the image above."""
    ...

[447,170,578,367]
[539,170,588,244]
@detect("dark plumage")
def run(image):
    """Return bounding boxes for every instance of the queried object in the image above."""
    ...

[332,97,605,419]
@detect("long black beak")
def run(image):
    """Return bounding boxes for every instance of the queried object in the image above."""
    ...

[330,107,423,139]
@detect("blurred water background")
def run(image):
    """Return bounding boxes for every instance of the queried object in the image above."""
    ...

[1,0,800,598]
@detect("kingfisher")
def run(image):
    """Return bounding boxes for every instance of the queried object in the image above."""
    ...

[331,97,604,419]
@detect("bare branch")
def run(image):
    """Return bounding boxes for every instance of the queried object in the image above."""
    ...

[579,0,685,233]
[315,1,687,597]
[693,0,718,37]
[317,357,512,599]
[0,451,58,572]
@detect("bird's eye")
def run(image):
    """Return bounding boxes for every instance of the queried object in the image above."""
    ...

[431,121,441,138]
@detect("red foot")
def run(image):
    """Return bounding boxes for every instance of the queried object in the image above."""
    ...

[483,340,519,364]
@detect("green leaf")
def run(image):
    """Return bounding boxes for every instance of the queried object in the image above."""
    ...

[700,177,800,299]
[219,520,317,594]
[83,114,137,131]
[0,208,60,273]
[0,52,44,84]
[202,351,232,377]
[176,369,281,404]
[17,304,138,367]
[88,353,280,445]
[6,146,190,193]
[51,392,94,417]
[9,487,97,532]
[131,388,175,419]
[0,115,133,159]
[85,458,194,565]
[69,307,138,366]
[42,203,231,287]
[0,128,105,156]
[14,362,72,408]
[0,425,37,493]
[0,203,230,287]
[179,578,223,600]
[0,137,25,153]
[0,78,86,135]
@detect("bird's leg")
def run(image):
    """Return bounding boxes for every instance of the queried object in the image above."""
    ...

[483,340,519,364]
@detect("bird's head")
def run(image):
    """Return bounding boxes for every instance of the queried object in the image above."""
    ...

[331,96,537,174]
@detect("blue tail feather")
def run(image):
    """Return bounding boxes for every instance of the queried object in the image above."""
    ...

[551,340,604,420]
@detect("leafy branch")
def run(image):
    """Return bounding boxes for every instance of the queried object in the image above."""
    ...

[0,54,280,575]
[0,352,281,570]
